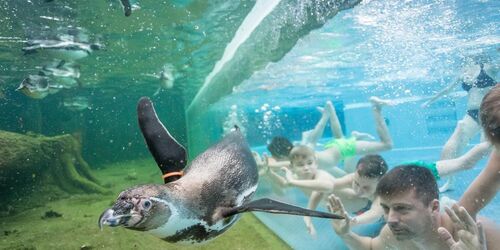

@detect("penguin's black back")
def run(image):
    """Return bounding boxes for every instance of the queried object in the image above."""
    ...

[177,130,258,223]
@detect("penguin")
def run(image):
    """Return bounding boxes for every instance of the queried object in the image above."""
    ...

[16,75,51,99]
[22,39,103,61]
[99,97,343,244]
[153,63,176,96]
[120,0,133,16]
[39,60,81,89]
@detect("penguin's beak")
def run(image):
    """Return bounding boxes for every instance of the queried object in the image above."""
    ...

[99,209,118,229]
[99,208,131,230]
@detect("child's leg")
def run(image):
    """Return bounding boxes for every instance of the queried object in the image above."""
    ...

[439,116,482,192]
[437,142,492,177]
[343,157,358,173]
[353,97,393,155]
[331,166,347,177]
[326,100,345,139]
[370,96,393,150]
[351,131,376,141]
[301,103,331,148]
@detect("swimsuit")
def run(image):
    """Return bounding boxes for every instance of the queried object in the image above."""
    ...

[466,109,480,123]
[461,63,498,123]
[355,200,372,216]
[461,63,497,92]
[401,160,440,181]
[324,137,357,159]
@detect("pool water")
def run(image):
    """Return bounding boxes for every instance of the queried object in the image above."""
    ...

[251,140,498,250]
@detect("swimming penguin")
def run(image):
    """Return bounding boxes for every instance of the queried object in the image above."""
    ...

[39,60,81,89]
[120,0,133,16]
[22,39,103,61]
[99,97,343,244]
[63,96,90,111]
[153,63,176,96]
[16,75,51,99]
[40,60,80,79]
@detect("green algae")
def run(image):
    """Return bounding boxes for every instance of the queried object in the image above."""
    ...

[0,159,290,250]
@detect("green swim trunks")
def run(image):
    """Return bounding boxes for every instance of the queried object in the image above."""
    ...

[324,137,357,160]
[401,160,440,181]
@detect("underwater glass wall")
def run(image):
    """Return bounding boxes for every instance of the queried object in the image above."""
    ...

[1,0,499,249]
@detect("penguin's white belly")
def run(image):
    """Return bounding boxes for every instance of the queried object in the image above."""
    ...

[47,49,88,61]
[147,197,238,244]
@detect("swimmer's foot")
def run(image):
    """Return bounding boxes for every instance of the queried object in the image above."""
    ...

[351,131,376,141]
[325,100,336,115]
[316,106,326,116]
[439,176,455,193]
[370,96,393,109]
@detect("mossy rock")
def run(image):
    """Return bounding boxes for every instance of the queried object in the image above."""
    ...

[0,130,106,216]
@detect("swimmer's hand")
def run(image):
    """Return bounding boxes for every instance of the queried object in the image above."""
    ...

[253,151,270,176]
[281,167,294,184]
[327,194,351,235]
[349,216,359,226]
[438,204,486,250]
[304,217,317,238]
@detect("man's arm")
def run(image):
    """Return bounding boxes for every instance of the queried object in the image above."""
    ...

[327,194,389,250]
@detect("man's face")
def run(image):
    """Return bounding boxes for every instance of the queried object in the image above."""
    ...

[291,154,317,178]
[352,172,378,198]
[380,190,438,241]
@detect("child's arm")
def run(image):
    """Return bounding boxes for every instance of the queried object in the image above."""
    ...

[252,151,269,176]
[459,149,500,218]
[351,197,384,226]
[266,155,291,169]
[282,167,335,192]
[267,168,289,187]
[334,187,358,199]
[304,191,324,237]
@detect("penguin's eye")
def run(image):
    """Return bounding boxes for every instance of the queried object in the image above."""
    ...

[142,199,152,210]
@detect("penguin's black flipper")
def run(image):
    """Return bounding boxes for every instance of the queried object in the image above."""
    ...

[222,198,344,219]
[120,0,132,16]
[137,97,187,183]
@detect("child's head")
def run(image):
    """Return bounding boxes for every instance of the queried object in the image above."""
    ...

[289,145,317,178]
[267,136,293,161]
[480,84,500,149]
[352,154,388,198]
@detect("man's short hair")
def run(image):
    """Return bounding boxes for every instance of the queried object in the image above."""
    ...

[356,154,388,178]
[267,136,293,158]
[375,164,438,206]
[480,84,500,145]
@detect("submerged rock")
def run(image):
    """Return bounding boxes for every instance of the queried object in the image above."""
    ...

[41,210,63,219]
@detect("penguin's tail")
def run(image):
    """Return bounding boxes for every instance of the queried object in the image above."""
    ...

[221,198,344,219]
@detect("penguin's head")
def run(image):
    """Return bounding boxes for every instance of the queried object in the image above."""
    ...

[99,185,172,231]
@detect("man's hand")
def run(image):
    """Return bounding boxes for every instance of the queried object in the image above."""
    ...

[437,204,486,250]
[327,194,351,236]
